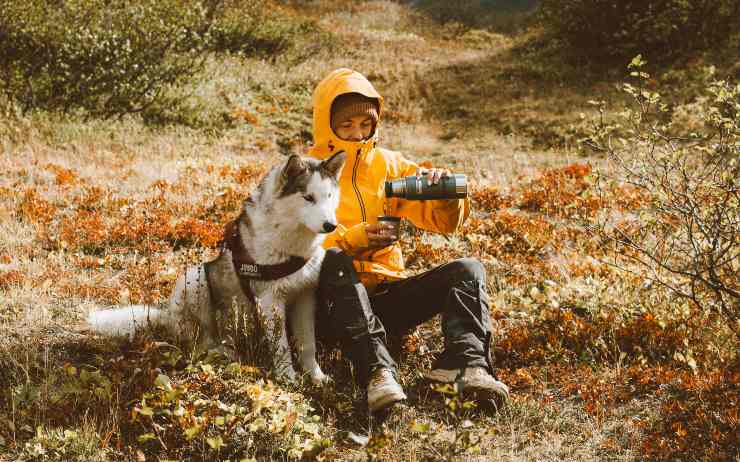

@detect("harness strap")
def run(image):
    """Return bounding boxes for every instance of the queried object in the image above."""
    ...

[214,212,310,306]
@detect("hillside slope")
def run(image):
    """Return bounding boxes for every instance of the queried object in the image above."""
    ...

[0,1,736,461]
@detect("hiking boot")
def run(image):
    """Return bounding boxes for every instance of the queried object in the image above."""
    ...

[367,368,407,412]
[424,366,510,403]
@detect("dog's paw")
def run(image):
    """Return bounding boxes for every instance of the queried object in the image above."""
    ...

[309,367,332,387]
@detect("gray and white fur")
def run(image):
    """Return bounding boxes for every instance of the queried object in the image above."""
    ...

[88,152,347,385]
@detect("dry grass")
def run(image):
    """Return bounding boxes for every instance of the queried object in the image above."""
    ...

[1,1,737,461]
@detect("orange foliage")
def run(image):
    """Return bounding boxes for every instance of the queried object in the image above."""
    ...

[57,283,120,304]
[198,186,249,223]
[173,218,223,248]
[622,365,737,461]
[3,154,733,460]
[0,270,24,290]
[19,188,57,224]
[231,108,260,125]
[59,210,109,253]
[494,306,713,370]
[73,185,112,211]
[46,163,78,187]
[229,164,267,185]
[466,211,555,258]
[122,257,174,305]
[515,163,602,218]
[471,185,510,212]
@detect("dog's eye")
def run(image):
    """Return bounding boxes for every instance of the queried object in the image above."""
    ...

[303,194,315,203]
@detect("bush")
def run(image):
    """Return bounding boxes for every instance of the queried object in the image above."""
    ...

[208,0,324,58]
[539,0,740,62]
[0,0,330,124]
[585,56,739,328]
[0,0,220,118]
[413,0,537,33]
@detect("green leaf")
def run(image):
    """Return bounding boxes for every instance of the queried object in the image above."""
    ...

[200,363,215,375]
[411,421,430,433]
[206,436,224,449]
[138,433,157,443]
[184,425,203,441]
[628,54,646,69]
[155,373,172,390]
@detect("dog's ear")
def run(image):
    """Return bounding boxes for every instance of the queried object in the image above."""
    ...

[321,150,347,181]
[282,155,307,179]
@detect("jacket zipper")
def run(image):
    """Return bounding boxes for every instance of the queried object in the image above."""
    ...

[351,149,367,222]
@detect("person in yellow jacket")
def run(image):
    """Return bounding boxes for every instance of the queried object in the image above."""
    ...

[309,68,509,413]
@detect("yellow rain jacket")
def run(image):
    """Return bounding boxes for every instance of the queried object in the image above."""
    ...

[308,68,470,290]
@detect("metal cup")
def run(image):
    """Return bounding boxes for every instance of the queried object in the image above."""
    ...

[377,215,401,241]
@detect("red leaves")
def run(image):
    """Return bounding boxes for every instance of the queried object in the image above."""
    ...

[19,188,57,225]
[628,364,740,461]
[173,218,223,249]
[59,210,109,252]
[46,163,78,187]
[230,108,260,125]
[471,185,509,212]
[515,163,601,218]
[0,270,23,290]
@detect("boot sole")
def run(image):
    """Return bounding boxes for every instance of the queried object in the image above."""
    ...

[423,376,510,404]
[368,390,407,413]
[459,383,510,403]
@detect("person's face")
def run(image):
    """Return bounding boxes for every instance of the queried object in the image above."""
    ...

[334,115,374,142]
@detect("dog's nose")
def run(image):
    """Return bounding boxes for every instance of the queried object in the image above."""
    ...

[323,222,337,233]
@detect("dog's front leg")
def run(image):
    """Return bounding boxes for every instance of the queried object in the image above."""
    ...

[259,292,298,382]
[290,290,329,386]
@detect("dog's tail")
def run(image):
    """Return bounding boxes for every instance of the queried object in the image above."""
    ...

[87,305,169,339]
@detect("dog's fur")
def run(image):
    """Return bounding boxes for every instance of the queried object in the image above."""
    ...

[88,152,346,385]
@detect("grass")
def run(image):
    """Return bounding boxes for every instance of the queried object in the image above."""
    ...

[1,1,738,460]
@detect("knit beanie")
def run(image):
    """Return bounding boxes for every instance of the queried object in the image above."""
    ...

[330,93,379,134]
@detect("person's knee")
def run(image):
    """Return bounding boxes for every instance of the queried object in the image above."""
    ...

[320,247,358,288]
[448,258,486,284]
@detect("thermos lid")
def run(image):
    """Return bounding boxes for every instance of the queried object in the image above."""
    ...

[384,181,393,197]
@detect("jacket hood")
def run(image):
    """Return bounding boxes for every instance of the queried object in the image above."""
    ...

[309,68,384,160]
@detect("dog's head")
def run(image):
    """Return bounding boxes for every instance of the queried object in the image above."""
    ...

[276,151,346,235]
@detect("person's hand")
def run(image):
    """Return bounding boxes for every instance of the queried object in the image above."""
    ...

[365,223,398,249]
[416,166,451,185]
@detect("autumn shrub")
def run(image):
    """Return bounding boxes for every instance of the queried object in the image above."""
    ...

[13,426,116,462]
[585,56,739,330]
[130,360,330,460]
[0,0,327,122]
[413,0,537,33]
[208,0,327,58]
[538,0,740,62]
[0,0,218,118]
[0,269,23,290]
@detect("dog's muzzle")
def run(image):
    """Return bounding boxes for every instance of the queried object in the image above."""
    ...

[322,222,337,233]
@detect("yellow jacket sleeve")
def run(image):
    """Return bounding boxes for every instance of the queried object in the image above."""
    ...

[323,222,369,255]
[388,154,471,234]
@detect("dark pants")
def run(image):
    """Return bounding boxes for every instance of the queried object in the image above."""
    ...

[318,248,493,386]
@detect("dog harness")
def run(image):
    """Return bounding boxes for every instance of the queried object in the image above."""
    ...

[204,212,308,309]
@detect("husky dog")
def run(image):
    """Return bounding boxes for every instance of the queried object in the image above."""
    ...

[88,152,346,385]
